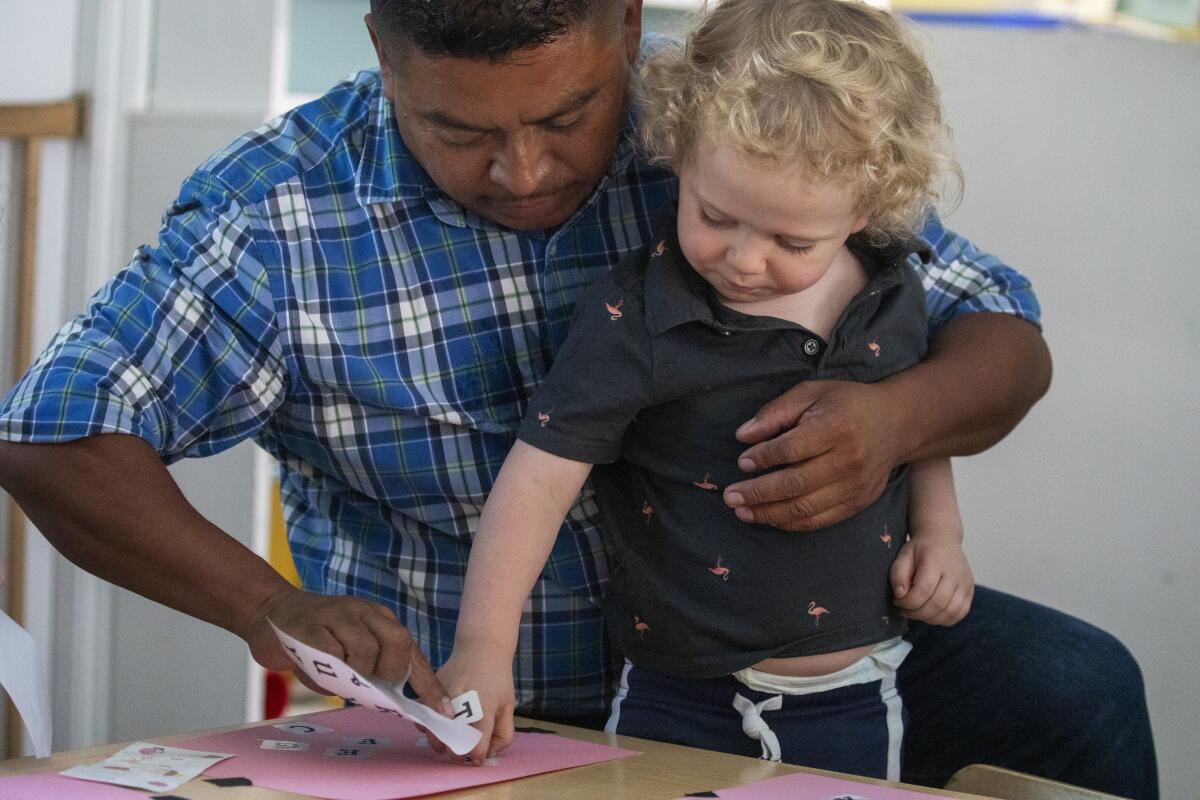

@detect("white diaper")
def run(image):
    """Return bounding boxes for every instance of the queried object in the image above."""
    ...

[732,636,912,695]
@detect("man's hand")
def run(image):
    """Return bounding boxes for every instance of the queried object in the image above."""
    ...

[432,648,516,766]
[722,381,900,531]
[722,315,1052,533]
[244,586,451,713]
[890,533,974,626]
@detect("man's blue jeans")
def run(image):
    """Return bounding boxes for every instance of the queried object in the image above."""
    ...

[899,586,1157,799]
[535,586,1157,799]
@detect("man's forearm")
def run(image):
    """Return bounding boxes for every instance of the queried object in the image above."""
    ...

[889,312,1052,463]
[0,433,293,639]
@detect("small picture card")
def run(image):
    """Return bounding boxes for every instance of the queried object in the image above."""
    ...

[61,742,233,793]
[451,690,484,724]
[259,739,310,751]
[342,736,392,747]
[273,721,334,735]
[324,746,374,759]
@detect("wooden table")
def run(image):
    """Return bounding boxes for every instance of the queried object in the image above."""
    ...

[0,715,994,800]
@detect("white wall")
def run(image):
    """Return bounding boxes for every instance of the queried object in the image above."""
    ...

[918,22,1200,800]
[97,0,282,744]
[0,0,81,759]
[0,0,277,753]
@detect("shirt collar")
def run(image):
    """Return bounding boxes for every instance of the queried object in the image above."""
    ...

[643,210,930,337]
[355,78,433,205]
[354,72,642,231]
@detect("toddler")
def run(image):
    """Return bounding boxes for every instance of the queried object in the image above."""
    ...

[438,0,973,780]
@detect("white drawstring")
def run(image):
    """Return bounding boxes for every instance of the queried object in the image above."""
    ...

[732,692,783,761]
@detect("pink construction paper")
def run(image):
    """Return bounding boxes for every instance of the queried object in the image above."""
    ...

[675,770,953,799]
[176,706,639,800]
[0,771,148,800]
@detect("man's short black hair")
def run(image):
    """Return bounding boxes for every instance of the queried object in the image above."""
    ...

[370,0,624,61]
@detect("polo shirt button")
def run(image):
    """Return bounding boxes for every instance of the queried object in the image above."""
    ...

[720,329,732,336]
[804,339,820,356]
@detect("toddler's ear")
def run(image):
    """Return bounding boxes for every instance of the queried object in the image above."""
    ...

[851,213,870,234]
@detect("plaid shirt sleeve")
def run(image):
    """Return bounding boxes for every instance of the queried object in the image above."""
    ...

[917,209,1043,336]
[0,170,287,462]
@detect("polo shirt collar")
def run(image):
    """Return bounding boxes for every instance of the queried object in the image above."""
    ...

[643,211,931,337]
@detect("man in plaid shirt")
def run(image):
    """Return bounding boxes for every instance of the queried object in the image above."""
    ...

[0,1,1155,796]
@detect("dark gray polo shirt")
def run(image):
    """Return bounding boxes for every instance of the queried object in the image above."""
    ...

[517,213,930,678]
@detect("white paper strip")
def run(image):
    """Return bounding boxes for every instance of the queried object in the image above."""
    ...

[61,742,234,792]
[0,607,52,758]
[270,621,482,756]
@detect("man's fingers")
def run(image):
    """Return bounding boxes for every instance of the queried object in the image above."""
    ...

[734,384,820,444]
[734,414,839,475]
[406,646,454,716]
[724,453,840,511]
[327,618,383,679]
[292,669,335,696]
[729,476,876,532]
[361,612,414,683]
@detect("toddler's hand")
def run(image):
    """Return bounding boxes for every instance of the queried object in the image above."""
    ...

[432,648,516,766]
[890,532,974,626]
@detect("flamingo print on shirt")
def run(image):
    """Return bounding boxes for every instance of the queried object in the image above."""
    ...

[693,472,719,491]
[605,299,624,320]
[807,601,831,626]
[880,524,892,547]
[641,501,654,525]
[654,240,667,257]
[868,339,881,358]
[708,556,731,581]
[537,410,551,427]
[633,616,650,639]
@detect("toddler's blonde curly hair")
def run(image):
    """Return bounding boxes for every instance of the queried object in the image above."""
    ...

[638,0,962,244]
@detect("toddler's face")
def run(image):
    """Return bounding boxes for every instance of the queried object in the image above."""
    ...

[676,143,868,306]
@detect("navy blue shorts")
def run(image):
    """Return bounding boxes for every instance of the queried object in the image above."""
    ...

[604,661,907,780]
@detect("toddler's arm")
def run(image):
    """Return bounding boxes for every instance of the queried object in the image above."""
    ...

[890,457,974,626]
[435,440,594,765]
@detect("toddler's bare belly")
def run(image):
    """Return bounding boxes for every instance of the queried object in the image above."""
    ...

[753,643,874,676]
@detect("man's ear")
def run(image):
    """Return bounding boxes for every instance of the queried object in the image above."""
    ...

[365,13,396,102]
[623,0,644,65]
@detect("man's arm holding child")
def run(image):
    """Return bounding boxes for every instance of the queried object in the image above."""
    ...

[891,457,973,626]
[725,220,1051,532]
[436,440,594,765]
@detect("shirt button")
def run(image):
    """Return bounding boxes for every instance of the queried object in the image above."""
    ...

[720,329,732,336]
[804,339,820,356]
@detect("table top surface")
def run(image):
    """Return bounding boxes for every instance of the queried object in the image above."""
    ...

[0,714,993,800]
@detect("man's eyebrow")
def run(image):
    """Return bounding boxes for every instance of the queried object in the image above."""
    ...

[418,88,601,133]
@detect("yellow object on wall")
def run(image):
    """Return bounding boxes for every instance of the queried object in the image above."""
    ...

[266,480,301,588]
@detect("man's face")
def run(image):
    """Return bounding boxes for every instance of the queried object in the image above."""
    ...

[367,3,642,231]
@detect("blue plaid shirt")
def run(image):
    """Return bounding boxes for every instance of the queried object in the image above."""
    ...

[0,70,1039,716]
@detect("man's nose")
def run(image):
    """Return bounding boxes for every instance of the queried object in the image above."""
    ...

[489,130,551,197]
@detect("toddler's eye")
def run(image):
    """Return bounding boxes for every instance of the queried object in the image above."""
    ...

[778,240,814,256]
[699,209,733,229]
